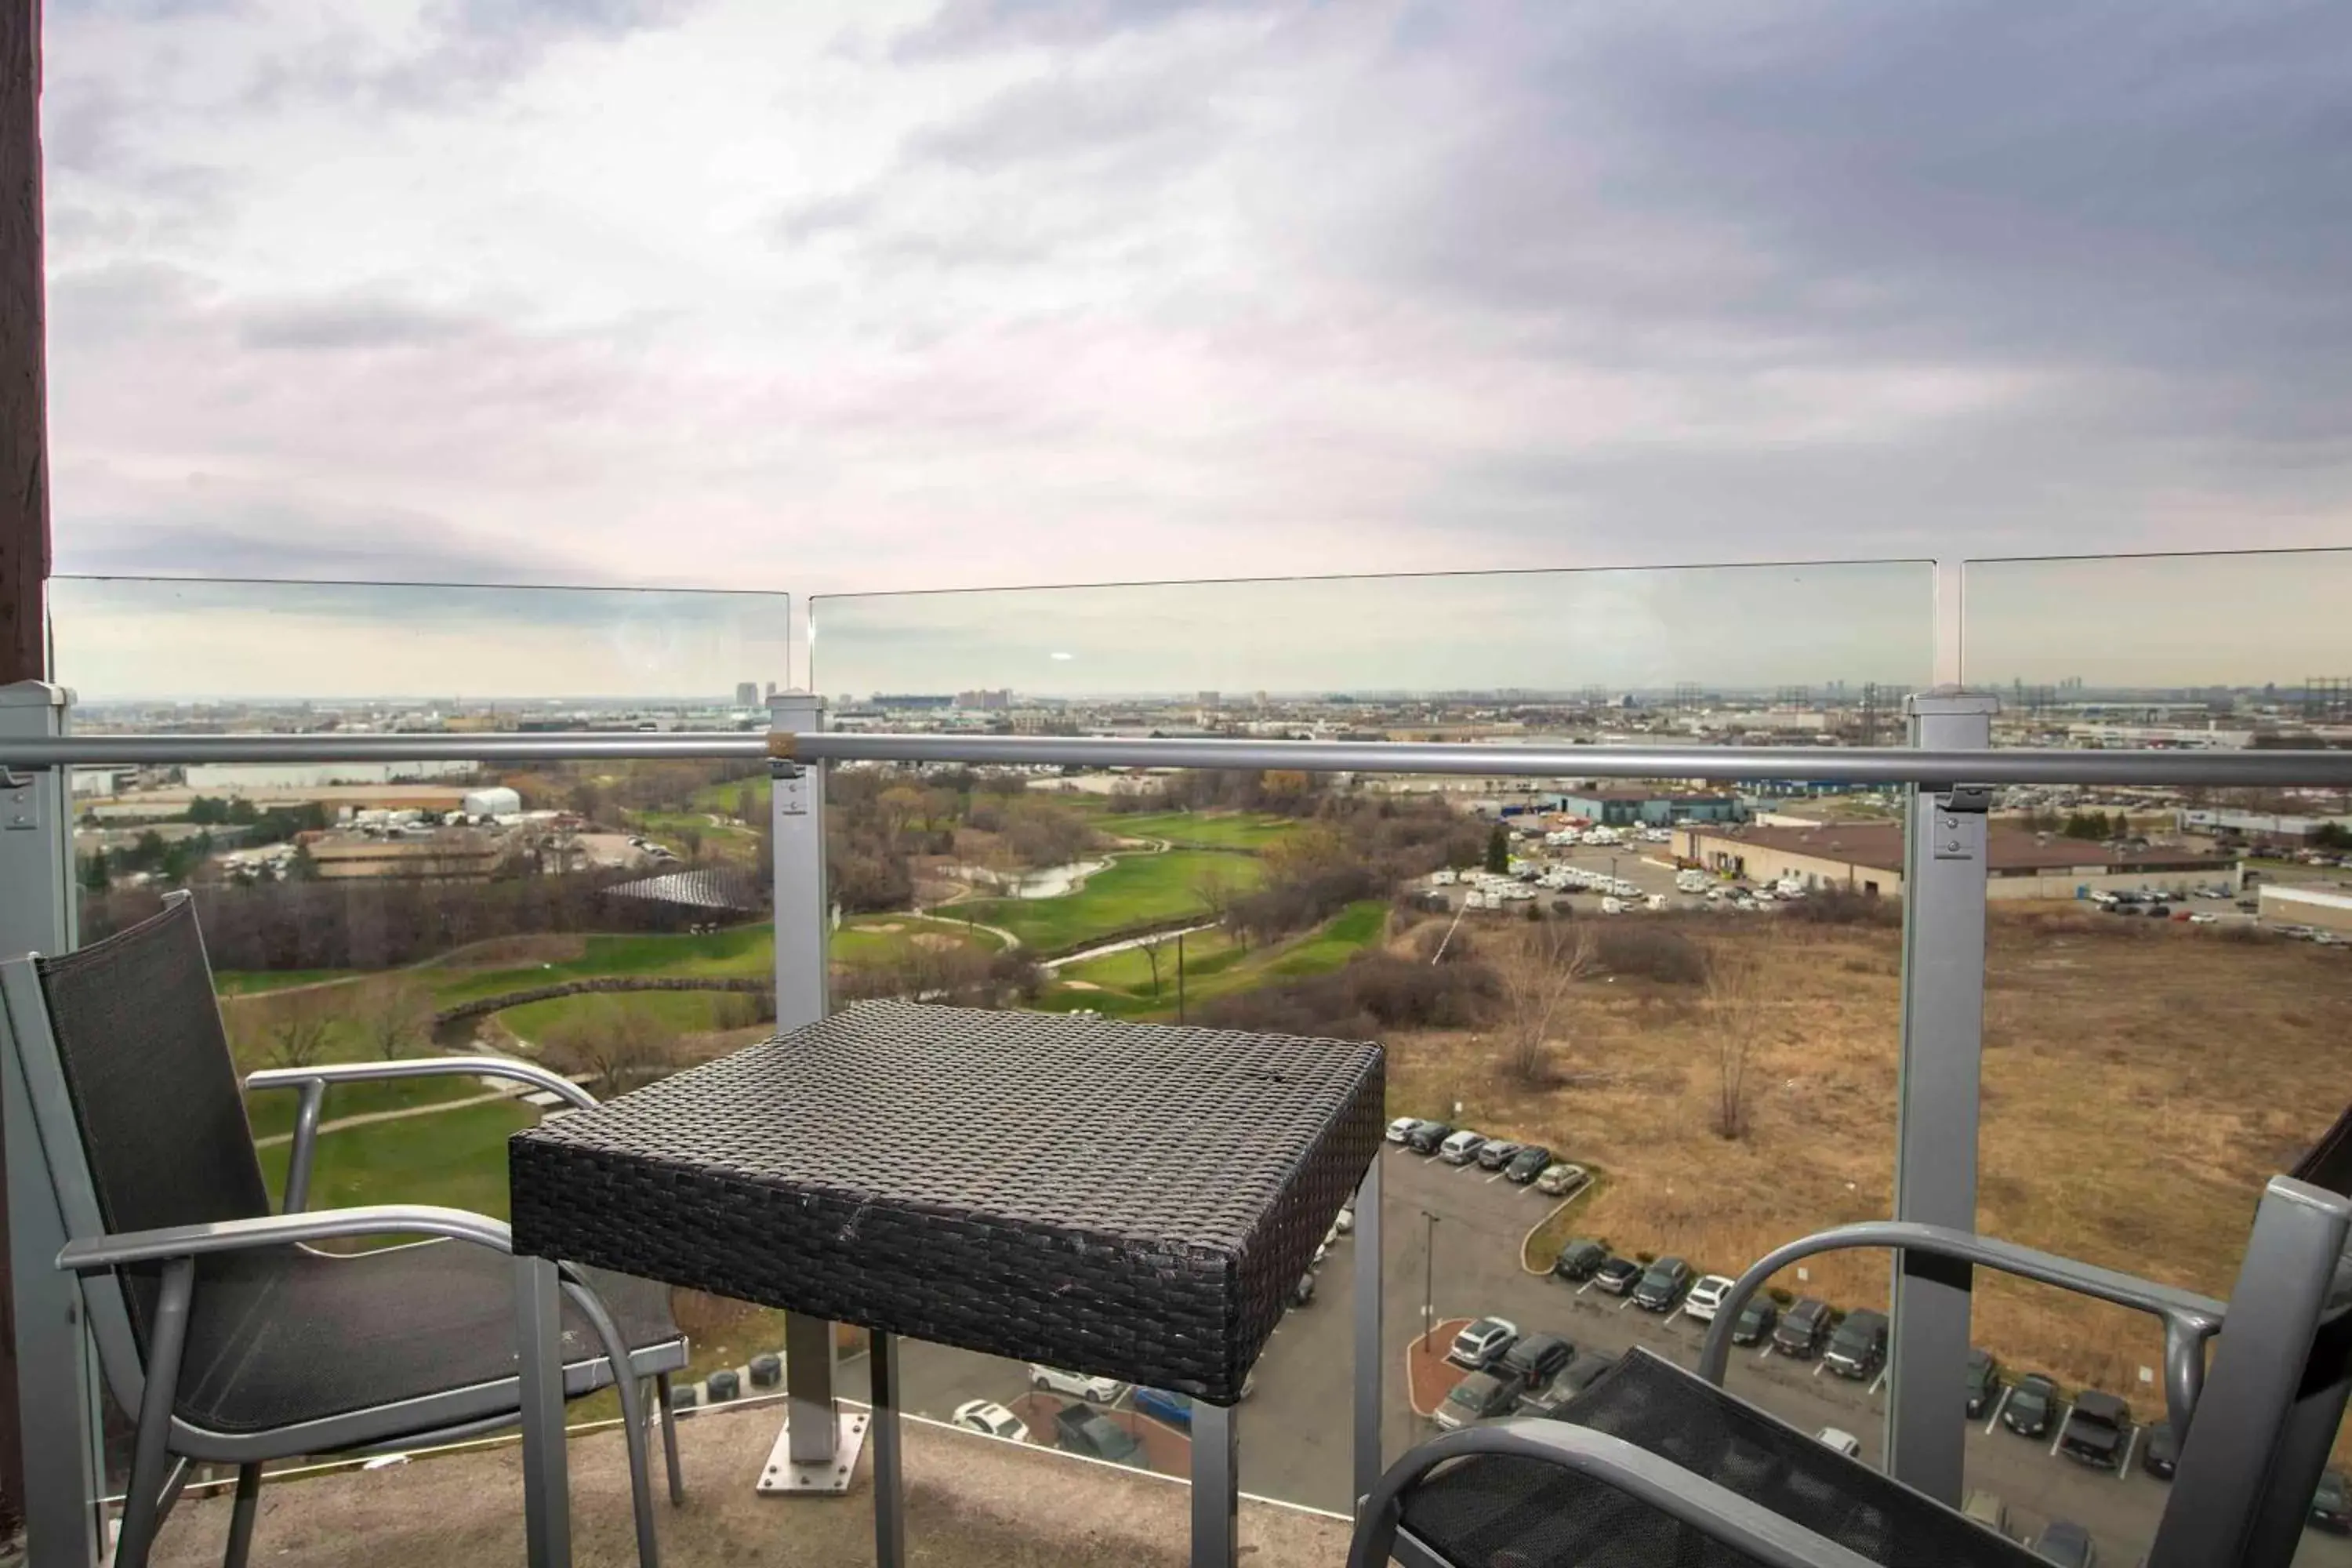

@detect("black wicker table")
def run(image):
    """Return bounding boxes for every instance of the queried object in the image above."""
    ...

[506,999,1388,1568]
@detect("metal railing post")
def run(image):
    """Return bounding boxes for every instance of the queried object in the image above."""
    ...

[0,681,101,1568]
[759,691,868,1493]
[1885,691,1996,1502]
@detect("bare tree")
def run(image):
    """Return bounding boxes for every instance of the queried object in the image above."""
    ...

[361,978,434,1061]
[1496,920,1597,1086]
[1704,938,1769,1140]
[538,1000,677,1098]
[260,990,334,1072]
[1194,865,1234,928]
[1138,933,1169,998]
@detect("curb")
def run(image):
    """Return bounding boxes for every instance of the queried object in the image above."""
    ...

[1516,1173,1595,1275]
[1404,1318,1476,1418]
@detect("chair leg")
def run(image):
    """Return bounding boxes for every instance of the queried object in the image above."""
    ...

[655,1373,685,1505]
[118,1259,197,1568]
[221,1464,263,1568]
[561,1276,660,1568]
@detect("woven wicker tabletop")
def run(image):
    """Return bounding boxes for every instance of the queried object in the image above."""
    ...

[509,1000,1385,1403]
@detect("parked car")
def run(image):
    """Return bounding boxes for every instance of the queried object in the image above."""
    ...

[1961,1489,2010,1539]
[1773,1298,1834,1358]
[1292,1272,1316,1307]
[1504,1145,1554,1183]
[1730,1298,1778,1346]
[1475,1138,1525,1171]
[1559,1350,1621,1396]
[1813,1427,1861,1458]
[1552,1239,1608,1282]
[951,1399,1029,1443]
[1385,1116,1418,1143]
[1434,1370,1521,1431]
[1052,1403,1145,1468]
[1334,1207,1353,1235]
[1534,1162,1588,1196]
[1405,1120,1451,1154]
[1682,1275,1736,1323]
[2059,1390,2129,1471]
[2140,1421,2177,1480]
[2031,1520,2094,1566]
[1823,1308,1888,1380]
[1592,1255,1643,1296]
[1439,1130,1486,1164]
[1446,1316,1521,1371]
[1132,1387,1194,1428]
[2314,1469,2352,1533]
[2002,1373,2059,1439]
[1965,1348,2002,1419]
[1029,1365,1128,1404]
[1512,1374,1578,1420]
[1632,1256,1693,1312]
[1498,1332,1575,1388]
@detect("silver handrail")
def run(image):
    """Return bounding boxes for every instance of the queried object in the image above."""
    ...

[4,728,2350,785]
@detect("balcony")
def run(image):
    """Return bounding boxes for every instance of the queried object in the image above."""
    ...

[7,554,2352,1567]
[140,1404,1353,1567]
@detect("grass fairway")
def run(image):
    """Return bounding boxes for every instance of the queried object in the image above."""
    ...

[1095,810,1301,851]
[957,848,1262,956]
[214,970,350,996]
[255,1097,536,1229]
[496,989,753,1043]
[1044,898,1387,1018]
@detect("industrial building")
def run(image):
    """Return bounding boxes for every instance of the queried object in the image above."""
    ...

[461,785,522,818]
[1672,822,2241,900]
[2257,884,2352,935]
[306,831,502,881]
[1555,789,1745,827]
[2181,808,2352,843]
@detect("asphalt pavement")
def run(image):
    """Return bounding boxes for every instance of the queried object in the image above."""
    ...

[871,1140,2352,1565]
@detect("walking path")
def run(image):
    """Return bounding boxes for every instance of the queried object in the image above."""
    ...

[1040,922,1220,973]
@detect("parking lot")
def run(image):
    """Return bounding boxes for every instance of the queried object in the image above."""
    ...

[792,1140,2352,1563]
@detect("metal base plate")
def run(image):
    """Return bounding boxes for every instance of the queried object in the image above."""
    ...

[754,1410,870,1495]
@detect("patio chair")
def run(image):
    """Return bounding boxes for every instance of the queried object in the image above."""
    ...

[0,894,691,1568]
[1350,1137,2352,1568]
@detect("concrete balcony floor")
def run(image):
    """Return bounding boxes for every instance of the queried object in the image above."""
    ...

[147,1403,1355,1568]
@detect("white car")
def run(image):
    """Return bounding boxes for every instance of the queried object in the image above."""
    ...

[1334,1206,1355,1235]
[952,1399,1031,1443]
[1683,1275,1737,1323]
[1028,1366,1128,1404]
[1814,1427,1862,1457]
[1385,1116,1417,1144]
[1534,1162,1588,1196]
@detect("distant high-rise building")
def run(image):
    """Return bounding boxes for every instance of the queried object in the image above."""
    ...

[955,689,1012,710]
[1254,691,1269,709]
[765,681,778,700]
[1199,691,1220,709]
[734,682,760,707]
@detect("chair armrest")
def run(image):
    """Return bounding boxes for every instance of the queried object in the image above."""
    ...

[246,1056,600,1112]
[1346,1418,1880,1568]
[57,1204,513,1272]
[1695,1219,2225,1430]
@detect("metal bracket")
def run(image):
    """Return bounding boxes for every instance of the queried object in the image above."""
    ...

[768,763,811,815]
[1929,784,1991,861]
[2,771,36,829]
[754,1409,869,1495]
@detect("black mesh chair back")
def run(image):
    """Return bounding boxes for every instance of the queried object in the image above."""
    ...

[35,897,271,1347]
[1395,1351,2036,1568]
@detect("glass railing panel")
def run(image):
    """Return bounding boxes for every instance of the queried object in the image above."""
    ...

[1961,551,2352,1563]
[810,562,1937,1508]
[47,575,796,1435]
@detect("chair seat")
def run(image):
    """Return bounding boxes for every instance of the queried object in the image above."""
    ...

[1399,1351,2039,1567]
[172,1237,682,1437]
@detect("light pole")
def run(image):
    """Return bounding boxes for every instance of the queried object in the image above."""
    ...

[1420,1209,1441,1349]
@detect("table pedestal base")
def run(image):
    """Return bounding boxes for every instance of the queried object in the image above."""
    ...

[754,1410,871,1495]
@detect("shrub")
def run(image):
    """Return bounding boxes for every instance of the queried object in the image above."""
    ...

[1594,924,1706,984]
[1198,951,1501,1041]
[1779,888,1901,927]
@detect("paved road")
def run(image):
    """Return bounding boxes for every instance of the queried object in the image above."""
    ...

[877,1143,2352,1564]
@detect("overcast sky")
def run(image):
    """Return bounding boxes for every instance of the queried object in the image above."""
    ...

[38,1,2352,697]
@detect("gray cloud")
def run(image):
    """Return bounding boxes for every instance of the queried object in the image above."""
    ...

[893,0,1250,59]
[238,296,486,352]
